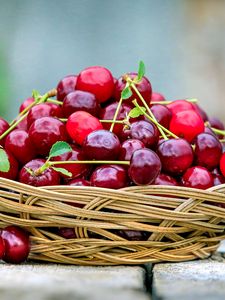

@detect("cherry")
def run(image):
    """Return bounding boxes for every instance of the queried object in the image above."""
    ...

[91,165,128,189]
[116,230,149,241]
[52,145,90,180]
[157,139,193,175]
[213,174,225,186]
[208,117,225,139]
[169,110,204,142]
[0,149,18,180]
[83,129,121,160]
[19,159,60,186]
[58,228,76,239]
[28,117,68,156]
[181,166,213,189]
[129,148,161,185]
[76,66,114,103]
[204,126,217,137]
[0,117,10,146]
[19,97,35,113]
[194,133,222,170]
[130,120,159,149]
[153,173,178,186]
[0,235,5,259]
[167,100,195,115]
[149,104,172,129]
[15,116,29,131]
[119,139,145,160]
[66,111,103,145]
[114,72,152,106]
[220,153,225,177]
[27,103,62,128]
[56,75,77,101]
[67,178,90,186]
[5,130,36,165]
[193,104,208,122]
[62,90,99,117]
[1,226,30,264]
[151,92,165,102]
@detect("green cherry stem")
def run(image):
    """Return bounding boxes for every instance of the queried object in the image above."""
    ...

[109,96,124,132]
[46,99,63,105]
[59,118,125,125]
[151,98,198,105]
[210,127,225,136]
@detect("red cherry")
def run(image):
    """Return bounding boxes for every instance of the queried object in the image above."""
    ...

[66,111,103,145]
[116,230,149,241]
[0,149,19,180]
[213,174,225,186]
[5,130,36,165]
[220,153,225,177]
[169,110,205,142]
[0,117,10,146]
[15,116,28,131]
[153,173,178,186]
[19,97,35,113]
[58,228,76,239]
[0,236,5,259]
[150,104,172,129]
[119,139,145,160]
[208,117,225,139]
[151,92,165,102]
[193,104,208,122]
[182,166,213,190]
[67,178,90,186]
[167,100,195,115]
[76,66,114,103]
[56,75,77,101]
[1,226,30,264]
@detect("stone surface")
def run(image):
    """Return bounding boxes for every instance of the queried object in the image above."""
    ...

[0,263,150,300]
[152,257,225,300]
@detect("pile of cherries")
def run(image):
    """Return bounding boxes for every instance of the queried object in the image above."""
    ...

[0,61,225,261]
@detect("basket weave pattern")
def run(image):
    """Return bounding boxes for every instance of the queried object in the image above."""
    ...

[0,177,225,265]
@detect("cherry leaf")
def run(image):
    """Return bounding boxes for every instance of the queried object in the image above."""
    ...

[128,106,146,118]
[52,167,72,177]
[121,86,132,100]
[49,142,72,159]
[0,149,10,173]
[32,90,41,101]
[137,61,146,81]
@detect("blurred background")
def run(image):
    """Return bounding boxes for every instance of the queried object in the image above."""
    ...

[0,0,225,121]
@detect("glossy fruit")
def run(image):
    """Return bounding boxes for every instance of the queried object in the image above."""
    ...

[1,226,30,264]
[67,179,90,186]
[213,174,225,186]
[129,148,161,185]
[114,72,152,106]
[83,129,121,160]
[0,117,10,146]
[19,159,60,186]
[150,104,172,129]
[5,130,36,165]
[130,120,159,149]
[220,153,225,177]
[153,173,178,186]
[0,236,5,259]
[151,92,165,102]
[194,133,222,170]
[91,165,128,189]
[28,117,68,156]
[19,97,35,113]
[170,110,205,142]
[208,117,225,139]
[66,111,103,145]
[193,104,208,121]
[157,139,193,175]
[56,75,77,101]
[181,166,213,189]
[76,66,114,103]
[167,100,195,115]
[62,90,99,117]
[0,150,19,180]
[119,139,145,160]
[58,228,76,239]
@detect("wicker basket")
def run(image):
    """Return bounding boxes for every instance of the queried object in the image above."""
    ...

[0,177,225,265]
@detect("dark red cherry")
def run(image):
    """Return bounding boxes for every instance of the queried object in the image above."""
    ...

[157,139,193,175]
[0,117,9,146]
[0,149,18,180]
[58,228,76,239]
[151,92,165,102]
[91,165,128,189]
[116,230,149,241]
[62,90,99,117]
[56,75,77,101]
[1,226,30,264]
[182,166,213,189]
[5,130,36,165]
[0,236,5,259]
[19,159,60,186]
[28,117,68,156]
[194,133,222,170]
[19,97,35,113]
[114,72,152,106]
[208,117,225,139]
[193,104,208,121]
[150,104,172,129]
[83,129,121,160]
[213,174,225,186]
[153,173,178,186]
[76,66,114,103]
[119,139,145,160]
[204,126,217,137]
[15,116,28,131]
[130,120,159,149]
[67,178,90,186]
[129,148,161,185]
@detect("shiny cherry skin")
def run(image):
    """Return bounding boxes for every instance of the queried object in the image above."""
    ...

[114,72,152,106]
[150,104,172,129]
[0,149,19,180]
[181,166,213,189]
[27,103,62,128]
[5,129,36,165]
[76,66,114,103]
[15,116,28,131]
[0,236,5,259]
[28,117,68,156]
[213,174,225,186]
[66,111,103,145]
[194,133,222,170]
[1,226,30,264]
[129,148,161,185]
[167,100,195,115]
[220,153,225,177]
[19,97,34,113]
[119,139,145,160]
[67,178,90,186]
[153,173,178,186]
[170,110,205,142]
[151,92,165,102]
[52,145,90,180]
[56,75,77,101]
[62,90,99,117]
[204,126,217,137]
[130,120,159,149]
[157,139,193,176]
[91,165,128,189]
[19,158,60,187]
[0,117,9,146]
[193,104,208,122]
[116,230,149,241]
[83,129,121,160]
[58,228,76,239]
[208,117,225,139]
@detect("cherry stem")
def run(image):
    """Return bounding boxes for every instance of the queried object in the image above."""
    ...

[59,118,125,124]
[109,95,124,132]
[46,99,62,105]
[220,139,225,143]
[49,160,130,166]
[210,127,225,136]
[151,98,198,105]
